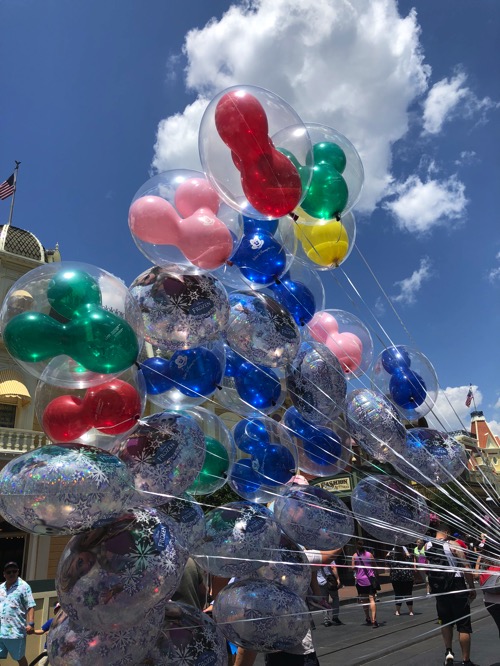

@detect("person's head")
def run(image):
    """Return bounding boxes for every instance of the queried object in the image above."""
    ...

[416,538,424,548]
[3,562,20,583]
[435,524,451,541]
[356,539,366,555]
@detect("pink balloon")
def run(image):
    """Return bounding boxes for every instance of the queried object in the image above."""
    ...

[175,178,220,217]
[129,195,181,245]
[178,208,234,270]
[325,332,363,374]
[308,311,339,344]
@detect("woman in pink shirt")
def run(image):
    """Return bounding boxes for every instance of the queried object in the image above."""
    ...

[351,540,378,628]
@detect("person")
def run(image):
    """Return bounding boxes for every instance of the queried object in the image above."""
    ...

[385,545,415,616]
[172,557,207,609]
[413,538,430,594]
[30,602,62,666]
[318,560,343,626]
[425,525,478,666]
[351,540,378,628]
[0,562,36,666]
[475,545,500,639]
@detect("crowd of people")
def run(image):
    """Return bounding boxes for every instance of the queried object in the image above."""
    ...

[0,525,498,666]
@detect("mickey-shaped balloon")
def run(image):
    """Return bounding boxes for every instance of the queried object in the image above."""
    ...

[230,229,287,285]
[268,272,316,326]
[297,142,348,220]
[381,346,427,410]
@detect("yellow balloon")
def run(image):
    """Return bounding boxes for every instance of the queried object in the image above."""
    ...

[294,220,349,267]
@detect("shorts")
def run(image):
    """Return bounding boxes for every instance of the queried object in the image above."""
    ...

[265,652,320,665]
[435,579,472,633]
[356,584,374,598]
[0,637,27,661]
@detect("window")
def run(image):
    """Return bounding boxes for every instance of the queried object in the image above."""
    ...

[0,403,16,428]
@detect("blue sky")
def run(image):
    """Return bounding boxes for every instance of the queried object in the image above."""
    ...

[1,0,499,435]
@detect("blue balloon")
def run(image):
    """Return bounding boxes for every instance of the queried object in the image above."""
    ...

[255,444,295,486]
[169,348,223,398]
[284,407,342,468]
[234,362,281,410]
[224,346,244,378]
[268,273,316,326]
[243,215,279,235]
[381,346,411,374]
[389,367,427,409]
[229,459,262,494]
[141,357,173,395]
[231,230,286,284]
[234,418,270,454]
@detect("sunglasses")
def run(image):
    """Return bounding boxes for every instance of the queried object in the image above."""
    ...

[4,569,19,574]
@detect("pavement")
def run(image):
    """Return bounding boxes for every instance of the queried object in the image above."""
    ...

[253,584,500,666]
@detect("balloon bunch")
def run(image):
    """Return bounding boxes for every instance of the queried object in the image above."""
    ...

[0,84,483,665]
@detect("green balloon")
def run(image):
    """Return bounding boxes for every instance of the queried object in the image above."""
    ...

[188,436,229,495]
[47,269,101,319]
[313,142,346,173]
[300,163,348,219]
[4,312,64,362]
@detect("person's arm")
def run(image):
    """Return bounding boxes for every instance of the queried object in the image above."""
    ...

[351,554,356,571]
[234,647,257,666]
[26,605,35,634]
[330,562,340,585]
[454,547,476,600]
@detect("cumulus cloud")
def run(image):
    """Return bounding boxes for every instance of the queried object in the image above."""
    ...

[489,420,500,438]
[393,256,433,305]
[427,385,482,432]
[152,0,430,212]
[487,251,500,283]
[383,173,467,234]
[422,71,499,135]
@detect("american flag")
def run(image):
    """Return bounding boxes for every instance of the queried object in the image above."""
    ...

[465,387,473,408]
[0,173,15,200]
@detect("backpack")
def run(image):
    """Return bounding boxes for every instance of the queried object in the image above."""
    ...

[425,543,456,593]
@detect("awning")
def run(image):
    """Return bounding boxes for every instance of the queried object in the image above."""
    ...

[0,369,31,405]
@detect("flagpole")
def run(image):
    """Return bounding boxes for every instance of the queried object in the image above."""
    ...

[6,161,21,229]
[471,384,477,411]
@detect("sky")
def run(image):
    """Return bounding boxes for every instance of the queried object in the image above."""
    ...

[1,0,499,436]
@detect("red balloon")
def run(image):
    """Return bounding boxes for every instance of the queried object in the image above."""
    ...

[215,91,302,217]
[85,379,142,436]
[42,395,90,442]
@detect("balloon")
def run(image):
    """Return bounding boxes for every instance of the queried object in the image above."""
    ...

[114,411,206,505]
[345,388,406,463]
[140,356,173,395]
[268,273,316,326]
[213,580,310,652]
[41,379,142,442]
[273,484,354,551]
[47,268,101,319]
[148,602,228,665]
[56,508,188,631]
[234,361,282,410]
[200,85,312,220]
[188,435,230,495]
[0,444,135,535]
[295,218,349,266]
[286,341,346,425]
[230,229,287,284]
[381,346,412,373]
[157,493,206,551]
[227,291,300,368]
[306,310,338,341]
[194,502,281,578]
[300,160,348,220]
[243,215,279,235]
[392,428,468,486]
[351,475,430,546]
[389,367,427,409]
[130,268,230,351]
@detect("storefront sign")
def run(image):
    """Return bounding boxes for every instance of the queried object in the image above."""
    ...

[317,476,352,493]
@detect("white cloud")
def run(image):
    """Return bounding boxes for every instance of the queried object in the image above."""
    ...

[454,150,477,166]
[422,71,499,135]
[495,397,500,410]
[489,420,500,438]
[427,385,482,433]
[487,251,500,283]
[383,173,467,234]
[393,256,433,305]
[152,0,430,212]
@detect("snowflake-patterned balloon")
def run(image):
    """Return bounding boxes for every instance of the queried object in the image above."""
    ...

[157,493,206,551]
[47,606,162,666]
[114,412,206,506]
[0,444,135,536]
[145,601,228,666]
[286,341,346,425]
[130,267,230,351]
[213,580,310,652]
[351,475,430,545]
[194,502,281,578]
[56,508,188,632]
[226,291,300,368]
[273,484,354,550]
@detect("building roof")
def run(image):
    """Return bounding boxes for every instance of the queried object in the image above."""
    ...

[470,411,500,450]
[0,224,46,262]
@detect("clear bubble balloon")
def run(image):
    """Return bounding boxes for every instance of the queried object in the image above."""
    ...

[307,309,373,377]
[286,341,346,425]
[113,411,206,506]
[392,428,468,486]
[194,502,281,578]
[227,291,301,368]
[0,444,135,535]
[284,407,352,477]
[228,416,298,503]
[148,601,228,666]
[47,607,162,666]
[265,261,326,326]
[351,475,430,546]
[129,169,242,272]
[130,267,230,352]
[372,345,439,419]
[156,493,206,551]
[35,367,146,450]
[213,579,310,652]
[273,484,354,551]
[0,262,143,388]
[199,85,312,220]
[56,508,188,631]
[345,388,406,463]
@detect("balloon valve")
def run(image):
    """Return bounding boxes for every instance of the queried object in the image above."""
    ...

[288,212,299,222]
[226,260,234,267]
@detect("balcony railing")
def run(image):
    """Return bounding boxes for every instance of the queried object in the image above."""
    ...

[0,427,50,456]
